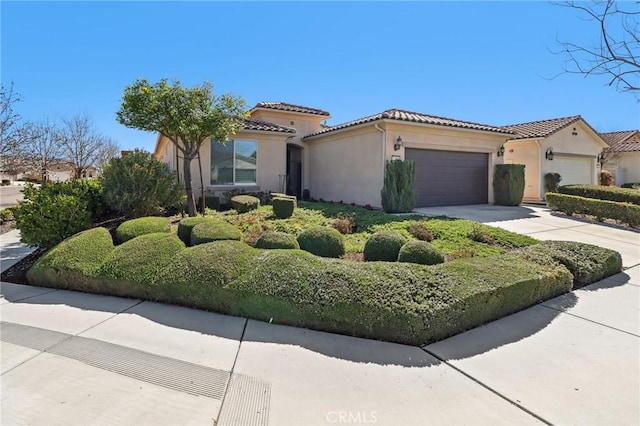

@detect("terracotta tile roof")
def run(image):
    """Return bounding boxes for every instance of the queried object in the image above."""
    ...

[303,109,513,139]
[600,130,640,152]
[254,102,330,117]
[243,119,295,134]
[501,115,583,139]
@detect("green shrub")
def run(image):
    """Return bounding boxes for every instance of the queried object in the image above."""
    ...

[558,184,640,205]
[177,216,219,245]
[0,207,15,224]
[546,192,640,226]
[363,231,408,262]
[297,226,345,258]
[408,222,433,241]
[272,197,295,219]
[231,195,260,213]
[190,221,242,246]
[381,160,416,213]
[255,232,300,249]
[493,164,525,206]
[15,189,93,248]
[102,149,184,218]
[397,240,444,265]
[197,195,220,211]
[544,172,562,193]
[1,179,11,186]
[513,240,622,288]
[115,217,171,243]
[96,233,185,285]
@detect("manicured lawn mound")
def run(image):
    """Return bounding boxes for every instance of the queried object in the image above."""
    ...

[95,233,185,285]
[115,216,171,243]
[363,231,407,261]
[255,231,300,249]
[190,221,242,246]
[177,217,220,245]
[154,241,257,308]
[513,240,622,288]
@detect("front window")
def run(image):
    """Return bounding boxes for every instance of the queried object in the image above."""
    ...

[210,139,257,185]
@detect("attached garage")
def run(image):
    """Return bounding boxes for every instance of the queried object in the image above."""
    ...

[406,149,489,207]
[549,155,593,185]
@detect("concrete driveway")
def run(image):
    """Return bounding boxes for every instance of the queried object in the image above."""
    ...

[1,207,639,425]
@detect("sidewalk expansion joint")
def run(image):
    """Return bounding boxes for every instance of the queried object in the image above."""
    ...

[420,347,554,426]
[539,305,639,338]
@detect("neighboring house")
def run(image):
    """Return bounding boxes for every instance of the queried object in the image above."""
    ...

[502,115,608,202]
[599,130,640,185]
[155,102,513,207]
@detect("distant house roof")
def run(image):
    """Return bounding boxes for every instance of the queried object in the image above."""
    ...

[243,119,295,134]
[600,130,640,152]
[303,108,513,139]
[502,115,585,140]
[253,102,330,117]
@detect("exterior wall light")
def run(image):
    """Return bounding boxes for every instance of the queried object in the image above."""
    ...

[545,147,554,161]
[497,145,505,157]
[394,136,403,151]
[597,152,607,165]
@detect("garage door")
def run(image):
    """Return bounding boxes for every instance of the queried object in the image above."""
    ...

[550,155,593,185]
[405,149,488,207]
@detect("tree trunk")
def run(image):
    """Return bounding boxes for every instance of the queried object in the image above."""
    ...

[183,154,197,216]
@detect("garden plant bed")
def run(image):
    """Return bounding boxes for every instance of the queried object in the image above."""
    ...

[12,202,624,345]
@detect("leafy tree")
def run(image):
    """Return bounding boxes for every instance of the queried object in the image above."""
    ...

[116,79,248,216]
[102,149,184,218]
[554,1,639,95]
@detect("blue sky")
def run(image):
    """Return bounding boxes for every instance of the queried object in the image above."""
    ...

[2,1,638,152]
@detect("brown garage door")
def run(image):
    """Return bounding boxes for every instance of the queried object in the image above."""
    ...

[405,149,489,207]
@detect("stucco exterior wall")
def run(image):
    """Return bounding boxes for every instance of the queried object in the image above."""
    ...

[307,127,384,207]
[604,153,640,185]
[503,140,540,200]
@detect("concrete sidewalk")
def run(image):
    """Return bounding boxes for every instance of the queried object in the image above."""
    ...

[1,229,35,273]
[1,212,639,425]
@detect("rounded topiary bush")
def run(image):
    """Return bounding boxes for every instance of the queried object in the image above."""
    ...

[297,226,345,258]
[115,216,171,243]
[255,231,300,250]
[231,195,260,213]
[397,240,445,265]
[364,231,408,262]
[177,217,219,245]
[190,221,242,246]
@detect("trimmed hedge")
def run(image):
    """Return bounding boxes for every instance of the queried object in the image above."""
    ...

[297,226,345,258]
[272,197,295,219]
[177,217,219,245]
[621,183,640,189]
[546,192,640,226]
[190,221,242,246]
[231,195,260,213]
[115,217,171,243]
[255,232,300,250]
[558,184,640,205]
[364,231,408,261]
[28,229,623,345]
[493,164,525,206]
[513,240,622,288]
[271,193,297,208]
[397,240,444,265]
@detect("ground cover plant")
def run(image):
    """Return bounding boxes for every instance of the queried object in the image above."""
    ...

[25,202,623,346]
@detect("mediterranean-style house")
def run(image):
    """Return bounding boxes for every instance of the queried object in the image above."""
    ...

[154,102,615,208]
[502,115,608,202]
[600,130,640,186]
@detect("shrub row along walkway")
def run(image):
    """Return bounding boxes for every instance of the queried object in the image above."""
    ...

[1,206,639,425]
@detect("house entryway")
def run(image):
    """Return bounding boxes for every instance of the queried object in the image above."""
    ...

[286,144,302,198]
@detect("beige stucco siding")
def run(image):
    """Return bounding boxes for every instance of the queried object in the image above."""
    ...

[307,127,384,207]
[605,153,640,185]
[503,140,540,199]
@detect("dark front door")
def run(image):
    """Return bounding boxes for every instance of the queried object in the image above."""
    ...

[286,145,302,198]
[405,149,489,207]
